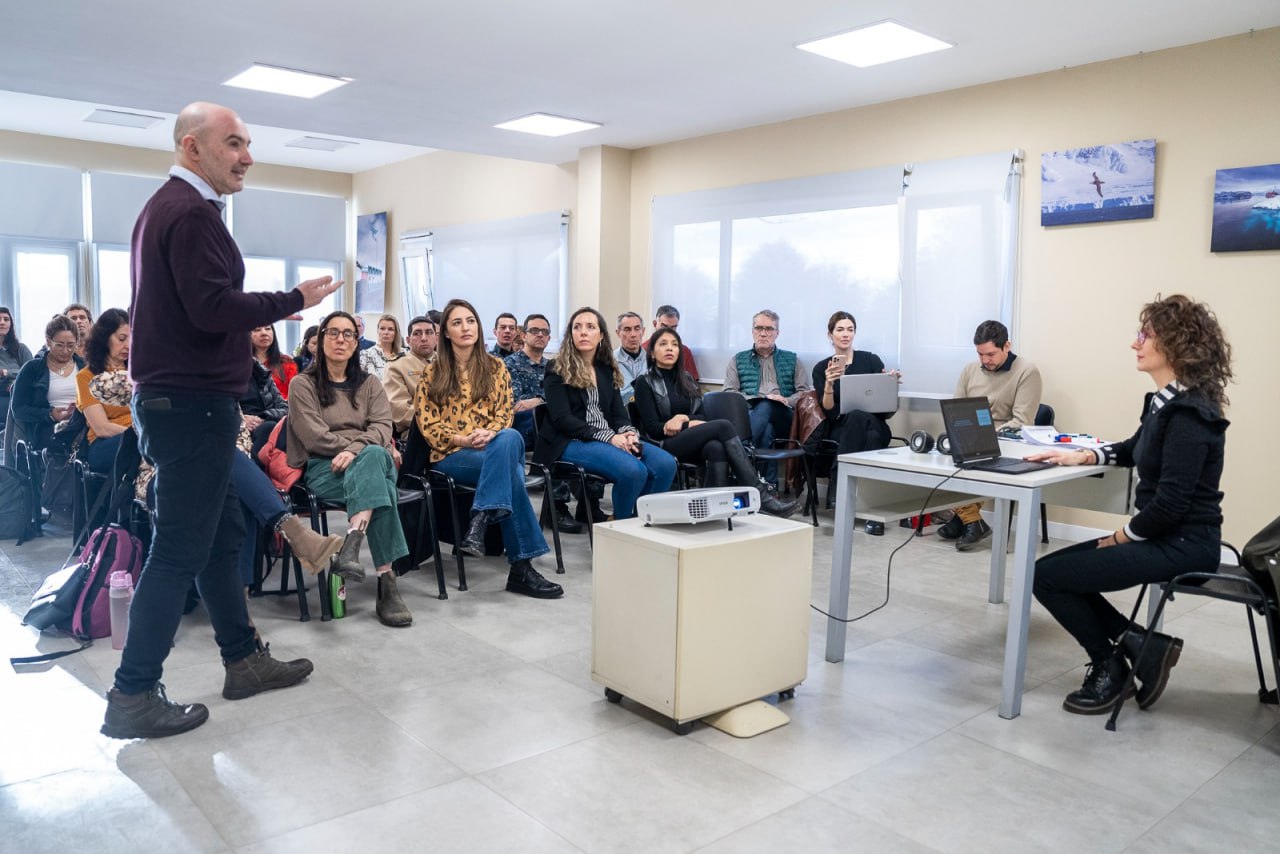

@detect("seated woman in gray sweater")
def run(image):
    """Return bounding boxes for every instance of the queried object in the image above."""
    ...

[287,310,411,628]
[1028,294,1232,715]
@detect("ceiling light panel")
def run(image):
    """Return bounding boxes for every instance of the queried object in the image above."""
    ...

[798,21,952,68]
[84,108,165,129]
[284,136,358,151]
[494,113,601,137]
[224,63,351,99]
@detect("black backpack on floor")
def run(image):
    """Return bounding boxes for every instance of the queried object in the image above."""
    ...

[0,464,36,542]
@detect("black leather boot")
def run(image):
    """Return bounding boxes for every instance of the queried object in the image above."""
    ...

[460,510,491,558]
[1120,628,1184,709]
[506,559,564,598]
[1062,650,1134,714]
[703,462,730,488]
[721,438,797,518]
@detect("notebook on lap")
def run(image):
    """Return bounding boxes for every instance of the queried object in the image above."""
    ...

[938,397,1055,475]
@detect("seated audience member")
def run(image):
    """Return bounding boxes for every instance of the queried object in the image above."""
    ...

[294,325,319,374]
[416,299,563,598]
[722,309,812,485]
[383,315,436,437]
[504,314,583,535]
[811,310,900,532]
[251,324,297,400]
[359,313,406,380]
[287,311,412,627]
[238,360,288,455]
[0,306,34,420]
[1027,295,1230,715]
[633,327,797,517]
[614,311,647,403]
[355,314,375,351]
[10,314,83,453]
[936,320,1043,551]
[645,305,699,381]
[489,312,519,359]
[76,308,132,473]
[534,307,677,521]
[63,303,93,360]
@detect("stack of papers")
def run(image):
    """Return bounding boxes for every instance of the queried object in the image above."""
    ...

[1020,426,1110,450]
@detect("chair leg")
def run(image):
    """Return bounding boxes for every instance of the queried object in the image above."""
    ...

[422,490,448,600]
[1040,502,1049,544]
[443,484,469,592]
[1260,606,1280,705]
[542,478,564,574]
[804,458,818,528]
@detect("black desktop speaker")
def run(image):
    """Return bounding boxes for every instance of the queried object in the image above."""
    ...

[936,433,951,456]
[909,430,934,453]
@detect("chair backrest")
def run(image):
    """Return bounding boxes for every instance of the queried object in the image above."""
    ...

[1035,403,1055,427]
[701,391,753,444]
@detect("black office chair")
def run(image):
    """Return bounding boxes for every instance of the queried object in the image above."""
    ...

[534,404,610,545]
[1034,403,1055,544]
[701,391,816,527]
[1106,541,1280,731]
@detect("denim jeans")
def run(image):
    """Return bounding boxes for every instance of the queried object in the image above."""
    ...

[1033,523,1221,660]
[232,451,289,586]
[433,428,549,564]
[747,399,793,483]
[114,393,256,694]
[86,431,124,473]
[559,438,677,520]
[304,445,408,568]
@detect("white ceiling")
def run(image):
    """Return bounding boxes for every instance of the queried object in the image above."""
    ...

[1,1,1277,174]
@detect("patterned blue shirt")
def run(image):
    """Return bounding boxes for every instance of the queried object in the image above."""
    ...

[504,350,547,403]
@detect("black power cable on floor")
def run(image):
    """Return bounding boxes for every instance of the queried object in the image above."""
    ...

[812,470,962,623]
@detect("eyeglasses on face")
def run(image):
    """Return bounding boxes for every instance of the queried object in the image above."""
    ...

[48,341,78,351]
[753,325,778,333]
[323,328,357,341]
[525,328,551,337]
[1135,328,1151,345]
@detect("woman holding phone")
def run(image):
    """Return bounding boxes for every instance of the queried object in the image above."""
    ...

[811,311,900,533]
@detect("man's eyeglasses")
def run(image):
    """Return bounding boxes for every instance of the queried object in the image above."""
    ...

[323,329,357,341]
[753,325,778,333]
[525,328,551,337]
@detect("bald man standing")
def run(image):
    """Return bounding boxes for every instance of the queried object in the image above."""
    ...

[102,103,343,740]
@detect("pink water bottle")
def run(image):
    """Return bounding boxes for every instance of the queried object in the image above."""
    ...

[108,571,133,650]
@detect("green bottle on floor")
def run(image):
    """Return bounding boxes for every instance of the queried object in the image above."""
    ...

[329,573,346,619]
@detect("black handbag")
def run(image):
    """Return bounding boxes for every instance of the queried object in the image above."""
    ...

[1242,515,1280,598]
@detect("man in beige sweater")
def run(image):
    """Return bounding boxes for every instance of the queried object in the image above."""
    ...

[939,320,1043,550]
[383,316,436,436]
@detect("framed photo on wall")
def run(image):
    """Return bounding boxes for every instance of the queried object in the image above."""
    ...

[1211,163,1280,252]
[356,211,388,313]
[1040,139,1156,226]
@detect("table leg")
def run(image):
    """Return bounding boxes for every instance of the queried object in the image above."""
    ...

[825,465,857,663]
[989,499,1010,604]
[999,488,1042,719]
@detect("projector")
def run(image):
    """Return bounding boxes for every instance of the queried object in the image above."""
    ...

[635,487,761,526]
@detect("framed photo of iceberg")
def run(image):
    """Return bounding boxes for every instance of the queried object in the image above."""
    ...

[1040,139,1155,226]
[1211,163,1280,253]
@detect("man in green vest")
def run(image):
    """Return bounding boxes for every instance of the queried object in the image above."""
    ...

[723,309,812,485]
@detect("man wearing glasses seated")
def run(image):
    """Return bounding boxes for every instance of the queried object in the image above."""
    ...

[722,309,812,487]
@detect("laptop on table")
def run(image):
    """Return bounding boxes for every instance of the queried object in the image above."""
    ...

[838,373,899,416]
[938,397,1055,475]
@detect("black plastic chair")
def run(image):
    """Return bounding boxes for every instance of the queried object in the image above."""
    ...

[534,404,610,545]
[71,458,109,541]
[1107,543,1280,731]
[701,391,816,526]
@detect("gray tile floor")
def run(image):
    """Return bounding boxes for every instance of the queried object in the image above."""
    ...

[2,503,1277,853]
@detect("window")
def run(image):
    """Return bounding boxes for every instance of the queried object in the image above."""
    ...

[651,153,1019,393]
[409,212,569,350]
[243,256,339,356]
[94,245,133,315]
[1,240,79,347]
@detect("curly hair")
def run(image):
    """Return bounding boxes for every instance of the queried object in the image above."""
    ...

[86,308,130,374]
[552,307,623,390]
[644,327,700,399]
[309,311,369,409]
[427,299,499,408]
[1140,294,1233,410]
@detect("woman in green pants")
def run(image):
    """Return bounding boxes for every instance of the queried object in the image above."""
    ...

[287,310,411,627]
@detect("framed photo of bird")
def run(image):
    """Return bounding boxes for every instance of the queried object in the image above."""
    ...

[1040,139,1156,226]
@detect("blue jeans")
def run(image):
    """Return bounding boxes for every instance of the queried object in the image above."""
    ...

[747,399,793,484]
[115,393,256,694]
[233,452,289,586]
[559,438,677,520]
[433,428,548,564]
[86,432,124,473]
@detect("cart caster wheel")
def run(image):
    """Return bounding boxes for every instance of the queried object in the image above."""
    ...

[672,720,694,735]
[778,688,796,701]
[604,688,623,704]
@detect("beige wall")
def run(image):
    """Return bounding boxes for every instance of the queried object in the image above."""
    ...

[624,28,1279,544]
[352,149,577,317]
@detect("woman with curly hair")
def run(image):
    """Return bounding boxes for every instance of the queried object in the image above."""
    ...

[1028,294,1233,715]
[76,308,133,472]
[415,299,562,598]
[534,306,676,521]
[250,324,297,399]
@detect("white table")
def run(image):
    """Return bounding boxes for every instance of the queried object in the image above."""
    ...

[826,441,1132,719]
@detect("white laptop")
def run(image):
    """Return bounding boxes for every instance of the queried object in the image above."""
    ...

[837,373,899,416]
